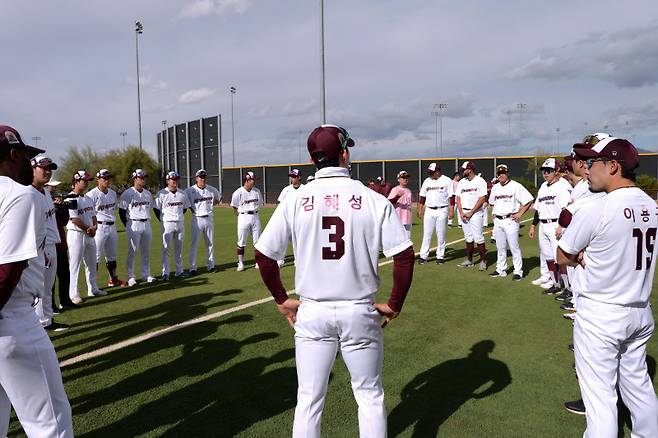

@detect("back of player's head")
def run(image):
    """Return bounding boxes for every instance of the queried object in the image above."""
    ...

[0,125,44,162]
[307,124,355,168]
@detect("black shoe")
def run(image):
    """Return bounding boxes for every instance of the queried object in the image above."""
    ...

[45,321,69,332]
[561,301,575,311]
[512,274,522,281]
[489,271,505,277]
[555,290,572,301]
[52,306,62,315]
[177,271,190,278]
[60,302,81,310]
[435,258,445,265]
[417,258,427,265]
[188,269,197,276]
[564,399,586,415]
[568,343,574,352]
[543,285,562,295]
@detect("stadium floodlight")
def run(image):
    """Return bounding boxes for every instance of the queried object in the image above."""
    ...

[31,136,41,147]
[120,131,127,148]
[555,127,560,154]
[230,86,237,167]
[135,21,144,150]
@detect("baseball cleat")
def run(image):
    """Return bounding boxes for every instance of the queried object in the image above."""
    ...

[489,271,506,277]
[52,307,62,315]
[162,274,170,281]
[540,282,553,290]
[568,343,575,352]
[146,276,157,283]
[107,278,127,287]
[127,277,137,287]
[478,261,487,271]
[417,258,427,265]
[71,296,83,305]
[89,289,107,297]
[563,312,577,320]
[176,271,190,278]
[435,258,445,265]
[188,269,197,276]
[237,263,245,272]
[560,301,576,311]
[512,274,522,281]
[543,285,562,295]
[60,302,81,310]
[555,290,572,301]
[457,260,474,268]
[254,263,259,270]
[277,259,285,267]
[564,399,586,415]
[45,321,70,332]
[531,276,551,286]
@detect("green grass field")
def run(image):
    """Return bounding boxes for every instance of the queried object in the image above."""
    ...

[9,207,658,437]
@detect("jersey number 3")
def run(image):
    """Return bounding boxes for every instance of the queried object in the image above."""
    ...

[633,227,657,270]
[322,216,345,260]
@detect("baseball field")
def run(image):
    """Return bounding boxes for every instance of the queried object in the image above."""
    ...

[9,207,658,437]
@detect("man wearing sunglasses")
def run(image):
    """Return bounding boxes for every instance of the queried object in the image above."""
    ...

[456,161,489,270]
[557,137,658,437]
[529,158,570,294]
[418,162,455,264]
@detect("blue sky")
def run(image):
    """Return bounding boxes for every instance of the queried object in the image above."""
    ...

[2,0,658,165]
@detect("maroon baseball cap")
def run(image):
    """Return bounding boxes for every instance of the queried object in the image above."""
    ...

[461,161,476,170]
[573,137,639,169]
[561,157,574,173]
[0,125,44,157]
[307,125,355,165]
[288,168,301,178]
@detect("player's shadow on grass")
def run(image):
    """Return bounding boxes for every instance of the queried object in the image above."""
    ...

[617,354,656,436]
[81,347,298,437]
[388,340,511,437]
[89,276,211,306]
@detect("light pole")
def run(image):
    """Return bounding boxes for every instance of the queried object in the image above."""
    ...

[434,103,448,156]
[517,103,527,138]
[555,127,560,154]
[31,136,41,148]
[319,0,326,124]
[431,110,439,156]
[505,109,513,143]
[135,21,143,150]
[230,86,236,166]
[120,131,127,148]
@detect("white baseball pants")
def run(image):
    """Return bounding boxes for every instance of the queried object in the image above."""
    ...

[0,308,73,438]
[574,297,658,438]
[161,220,185,276]
[293,297,386,438]
[493,217,523,276]
[237,213,261,248]
[403,224,412,239]
[67,230,99,300]
[36,244,57,326]
[420,207,449,260]
[189,216,214,270]
[126,220,152,280]
[462,210,485,244]
[94,223,118,263]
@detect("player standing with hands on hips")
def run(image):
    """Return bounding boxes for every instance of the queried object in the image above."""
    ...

[417,162,454,264]
[276,168,304,267]
[456,161,489,270]
[254,125,415,438]
[186,169,221,274]
[557,137,658,437]
[231,171,262,271]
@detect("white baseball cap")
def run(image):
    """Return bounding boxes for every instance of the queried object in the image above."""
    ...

[306,175,315,182]
[132,168,147,179]
[427,162,438,172]
[244,171,259,181]
[540,158,557,170]
[45,179,62,187]
[461,161,476,170]
[397,170,410,178]
[31,155,58,170]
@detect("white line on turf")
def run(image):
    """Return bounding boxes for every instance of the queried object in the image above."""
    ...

[60,218,532,368]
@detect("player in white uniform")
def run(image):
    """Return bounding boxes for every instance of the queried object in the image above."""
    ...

[306,174,315,183]
[449,173,463,228]
[528,158,570,294]
[30,155,69,332]
[66,170,105,304]
[87,169,125,287]
[275,168,304,267]
[185,169,221,274]
[119,168,157,286]
[254,124,415,438]
[231,171,263,271]
[557,138,658,437]
[456,161,489,270]
[487,164,534,280]
[0,125,73,438]
[154,171,191,280]
[417,162,454,264]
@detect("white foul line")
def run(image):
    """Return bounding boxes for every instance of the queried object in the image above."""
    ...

[60,218,531,368]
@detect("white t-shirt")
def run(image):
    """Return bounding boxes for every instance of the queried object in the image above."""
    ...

[255,166,412,301]
[534,180,570,220]
[488,180,534,216]
[66,192,96,231]
[119,187,153,220]
[155,188,191,222]
[86,187,118,223]
[559,187,657,306]
[1,177,44,310]
[419,175,454,207]
[231,187,262,213]
[186,184,220,217]
[457,175,488,210]
[278,184,303,203]
[36,187,60,245]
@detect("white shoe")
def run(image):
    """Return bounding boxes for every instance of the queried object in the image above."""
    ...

[540,282,553,290]
[146,276,157,283]
[71,296,83,304]
[255,263,259,270]
[531,276,551,286]
[89,289,107,297]
[277,259,285,268]
[127,278,137,287]
[237,263,245,272]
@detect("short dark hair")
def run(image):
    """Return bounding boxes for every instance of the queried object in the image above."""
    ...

[620,164,637,182]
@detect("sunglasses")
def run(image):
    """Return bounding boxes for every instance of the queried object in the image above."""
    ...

[586,157,616,168]
[541,169,555,174]
[399,175,409,179]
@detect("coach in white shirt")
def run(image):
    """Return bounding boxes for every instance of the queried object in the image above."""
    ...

[155,171,191,280]
[186,169,221,274]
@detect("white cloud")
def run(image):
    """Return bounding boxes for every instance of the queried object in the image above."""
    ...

[178,88,217,104]
[178,0,251,18]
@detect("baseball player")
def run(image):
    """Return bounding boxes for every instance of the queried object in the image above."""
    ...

[449,172,463,228]
[376,176,393,197]
[231,171,263,271]
[557,137,658,437]
[119,168,157,286]
[528,158,570,294]
[417,162,455,264]
[154,171,191,280]
[487,164,534,280]
[276,168,304,267]
[388,170,413,238]
[30,155,68,331]
[185,169,221,274]
[66,170,105,304]
[456,161,489,270]
[87,169,125,287]
[254,124,415,438]
[0,125,73,437]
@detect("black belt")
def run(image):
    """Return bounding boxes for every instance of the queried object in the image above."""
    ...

[495,214,512,220]
[463,208,471,211]
[241,211,258,215]
[196,215,209,218]
[427,206,448,210]
[97,221,115,225]
[540,218,558,223]
[132,219,148,222]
